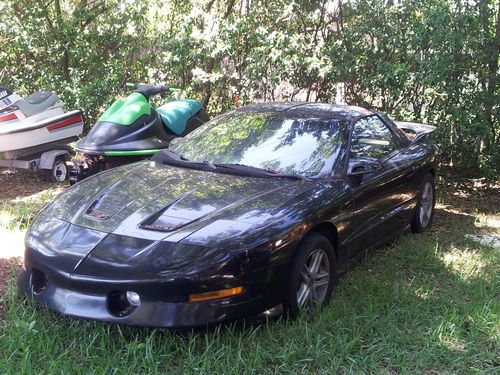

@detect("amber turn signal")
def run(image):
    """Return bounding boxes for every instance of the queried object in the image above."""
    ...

[188,286,244,302]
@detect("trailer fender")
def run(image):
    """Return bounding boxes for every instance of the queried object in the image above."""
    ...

[39,150,69,170]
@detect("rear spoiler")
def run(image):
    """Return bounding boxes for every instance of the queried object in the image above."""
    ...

[394,121,436,143]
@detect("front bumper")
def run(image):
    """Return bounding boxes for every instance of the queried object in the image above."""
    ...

[17,263,287,328]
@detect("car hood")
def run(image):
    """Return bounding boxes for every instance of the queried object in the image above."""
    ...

[43,161,313,236]
[26,161,321,277]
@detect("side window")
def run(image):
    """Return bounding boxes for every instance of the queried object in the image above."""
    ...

[377,112,411,147]
[350,116,399,160]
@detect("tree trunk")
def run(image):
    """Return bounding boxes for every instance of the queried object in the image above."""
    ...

[480,1,500,147]
[54,0,70,81]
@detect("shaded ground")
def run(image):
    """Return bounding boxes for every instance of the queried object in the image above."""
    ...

[438,169,500,216]
[0,168,65,203]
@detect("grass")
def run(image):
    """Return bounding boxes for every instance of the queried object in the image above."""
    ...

[0,177,499,374]
[0,189,60,231]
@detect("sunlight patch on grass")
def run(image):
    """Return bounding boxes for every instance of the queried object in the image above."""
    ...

[441,248,488,279]
[1,231,24,259]
[435,203,474,218]
[10,186,64,204]
[475,214,500,231]
[435,322,468,353]
[0,211,12,227]
[412,287,433,301]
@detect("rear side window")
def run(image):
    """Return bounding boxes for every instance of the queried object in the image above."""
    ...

[377,112,411,146]
[350,115,399,160]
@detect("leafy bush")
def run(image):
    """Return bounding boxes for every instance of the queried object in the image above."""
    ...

[0,0,498,178]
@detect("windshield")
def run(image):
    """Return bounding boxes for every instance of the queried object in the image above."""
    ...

[169,111,348,177]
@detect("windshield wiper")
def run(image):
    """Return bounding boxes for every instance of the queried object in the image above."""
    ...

[214,163,308,180]
[153,151,307,180]
[152,150,216,169]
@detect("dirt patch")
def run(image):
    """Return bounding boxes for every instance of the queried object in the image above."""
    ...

[0,168,65,203]
[438,171,500,216]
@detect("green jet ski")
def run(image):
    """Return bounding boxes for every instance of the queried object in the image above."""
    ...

[70,83,209,184]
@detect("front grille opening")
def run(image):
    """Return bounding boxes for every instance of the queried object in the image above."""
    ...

[31,268,48,295]
[107,291,140,317]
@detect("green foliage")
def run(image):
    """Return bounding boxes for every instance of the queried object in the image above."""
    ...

[0,0,150,129]
[0,0,498,178]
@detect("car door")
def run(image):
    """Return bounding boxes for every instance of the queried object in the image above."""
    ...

[346,115,416,257]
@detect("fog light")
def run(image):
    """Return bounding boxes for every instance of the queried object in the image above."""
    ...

[189,286,244,302]
[31,268,48,295]
[107,291,141,317]
[126,291,140,306]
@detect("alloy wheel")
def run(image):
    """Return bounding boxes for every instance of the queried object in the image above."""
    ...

[419,181,433,228]
[296,248,330,312]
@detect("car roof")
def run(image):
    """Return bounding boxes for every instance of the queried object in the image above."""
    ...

[236,102,374,121]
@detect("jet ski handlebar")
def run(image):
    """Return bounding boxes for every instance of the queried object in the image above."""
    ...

[127,83,169,99]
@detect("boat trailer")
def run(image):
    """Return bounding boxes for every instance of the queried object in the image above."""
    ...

[0,142,75,182]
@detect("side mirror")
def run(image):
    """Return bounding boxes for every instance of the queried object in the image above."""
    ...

[348,158,383,176]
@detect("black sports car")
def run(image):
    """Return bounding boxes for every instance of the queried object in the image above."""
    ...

[18,102,437,328]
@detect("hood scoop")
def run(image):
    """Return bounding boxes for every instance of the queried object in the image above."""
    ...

[85,206,111,220]
[84,180,129,221]
[140,215,190,232]
[139,188,218,232]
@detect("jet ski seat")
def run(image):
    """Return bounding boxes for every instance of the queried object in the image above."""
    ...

[16,91,60,117]
[156,99,202,135]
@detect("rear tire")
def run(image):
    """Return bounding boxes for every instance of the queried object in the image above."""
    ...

[283,233,336,318]
[411,173,435,233]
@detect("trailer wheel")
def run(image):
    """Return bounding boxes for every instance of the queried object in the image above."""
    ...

[41,156,68,182]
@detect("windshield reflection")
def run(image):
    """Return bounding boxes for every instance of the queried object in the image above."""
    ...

[170,112,348,177]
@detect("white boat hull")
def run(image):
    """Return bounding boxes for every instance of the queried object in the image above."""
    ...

[0,110,83,153]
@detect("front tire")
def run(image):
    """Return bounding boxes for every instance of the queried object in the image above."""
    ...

[411,173,435,233]
[283,233,336,318]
